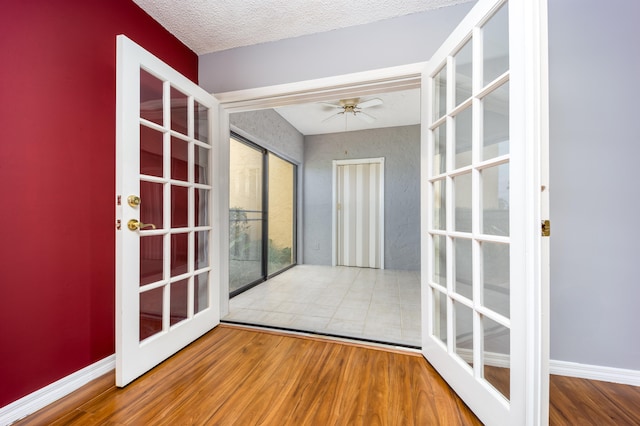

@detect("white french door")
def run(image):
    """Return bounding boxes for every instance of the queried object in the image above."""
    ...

[421,0,549,425]
[115,35,220,387]
[333,158,384,269]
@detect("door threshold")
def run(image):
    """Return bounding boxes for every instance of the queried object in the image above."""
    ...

[220,320,421,353]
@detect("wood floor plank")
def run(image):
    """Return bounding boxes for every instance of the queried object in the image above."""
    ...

[14,325,640,425]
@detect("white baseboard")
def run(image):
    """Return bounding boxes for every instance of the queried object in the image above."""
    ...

[549,359,640,387]
[449,349,640,387]
[0,355,115,426]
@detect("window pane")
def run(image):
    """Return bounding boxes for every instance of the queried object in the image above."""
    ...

[454,173,472,232]
[483,82,509,160]
[140,181,163,230]
[483,3,509,86]
[454,107,472,169]
[194,272,209,314]
[195,145,210,184]
[140,286,163,341]
[140,125,163,177]
[454,300,474,369]
[140,69,163,125]
[433,289,448,345]
[194,101,209,144]
[171,185,188,228]
[140,235,163,286]
[170,278,188,326]
[454,238,472,300]
[433,65,447,120]
[170,86,188,135]
[483,316,510,400]
[171,233,189,277]
[482,163,509,236]
[195,230,209,270]
[433,179,446,230]
[482,241,510,318]
[433,123,446,175]
[195,189,209,227]
[455,39,473,106]
[171,137,188,181]
[268,153,295,275]
[432,234,447,286]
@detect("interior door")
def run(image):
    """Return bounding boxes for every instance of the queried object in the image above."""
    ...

[116,35,220,387]
[421,0,549,424]
[334,158,384,269]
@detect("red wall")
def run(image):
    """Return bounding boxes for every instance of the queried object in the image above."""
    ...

[0,0,198,407]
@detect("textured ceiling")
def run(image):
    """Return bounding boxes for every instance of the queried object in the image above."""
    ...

[133,0,473,55]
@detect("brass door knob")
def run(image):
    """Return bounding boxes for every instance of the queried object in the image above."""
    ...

[128,195,141,207]
[127,219,156,231]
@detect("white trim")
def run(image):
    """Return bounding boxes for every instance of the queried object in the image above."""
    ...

[216,63,424,111]
[0,355,115,425]
[549,361,640,387]
[457,349,640,388]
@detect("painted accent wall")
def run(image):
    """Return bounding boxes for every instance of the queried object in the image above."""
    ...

[199,1,640,370]
[0,0,198,408]
[304,126,421,271]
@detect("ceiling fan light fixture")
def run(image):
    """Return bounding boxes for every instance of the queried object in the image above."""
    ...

[320,97,383,125]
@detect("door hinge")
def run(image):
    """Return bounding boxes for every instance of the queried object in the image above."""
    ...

[116,219,121,230]
[541,220,550,237]
[117,195,122,206]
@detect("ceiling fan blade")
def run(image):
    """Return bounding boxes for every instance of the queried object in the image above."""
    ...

[322,111,344,123]
[357,98,383,109]
[355,111,376,123]
[318,102,343,109]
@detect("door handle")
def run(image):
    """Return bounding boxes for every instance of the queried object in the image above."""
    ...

[127,219,156,231]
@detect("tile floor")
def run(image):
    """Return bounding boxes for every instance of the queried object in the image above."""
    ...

[223,264,421,347]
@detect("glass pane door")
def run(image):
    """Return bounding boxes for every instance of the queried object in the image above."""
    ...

[228,134,297,295]
[116,35,219,387]
[421,0,549,423]
[268,153,296,275]
[229,137,264,293]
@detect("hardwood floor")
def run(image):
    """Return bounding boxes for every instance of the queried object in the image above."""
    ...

[14,325,640,425]
[549,375,640,425]
[16,325,480,425]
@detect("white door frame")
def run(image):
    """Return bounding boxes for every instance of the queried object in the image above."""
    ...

[214,3,549,416]
[332,157,385,269]
[215,63,423,317]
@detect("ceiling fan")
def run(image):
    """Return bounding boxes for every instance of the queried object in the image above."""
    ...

[320,97,383,124]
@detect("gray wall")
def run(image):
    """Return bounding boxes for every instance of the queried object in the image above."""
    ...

[230,109,304,164]
[199,3,475,93]
[304,126,421,270]
[547,0,640,370]
[202,0,640,370]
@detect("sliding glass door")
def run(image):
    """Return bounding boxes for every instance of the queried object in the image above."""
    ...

[229,137,264,293]
[229,134,296,295]
[268,153,296,275]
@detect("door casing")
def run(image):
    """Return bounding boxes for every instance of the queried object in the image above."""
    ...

[332,157,385,269]
[216,64,423,317]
